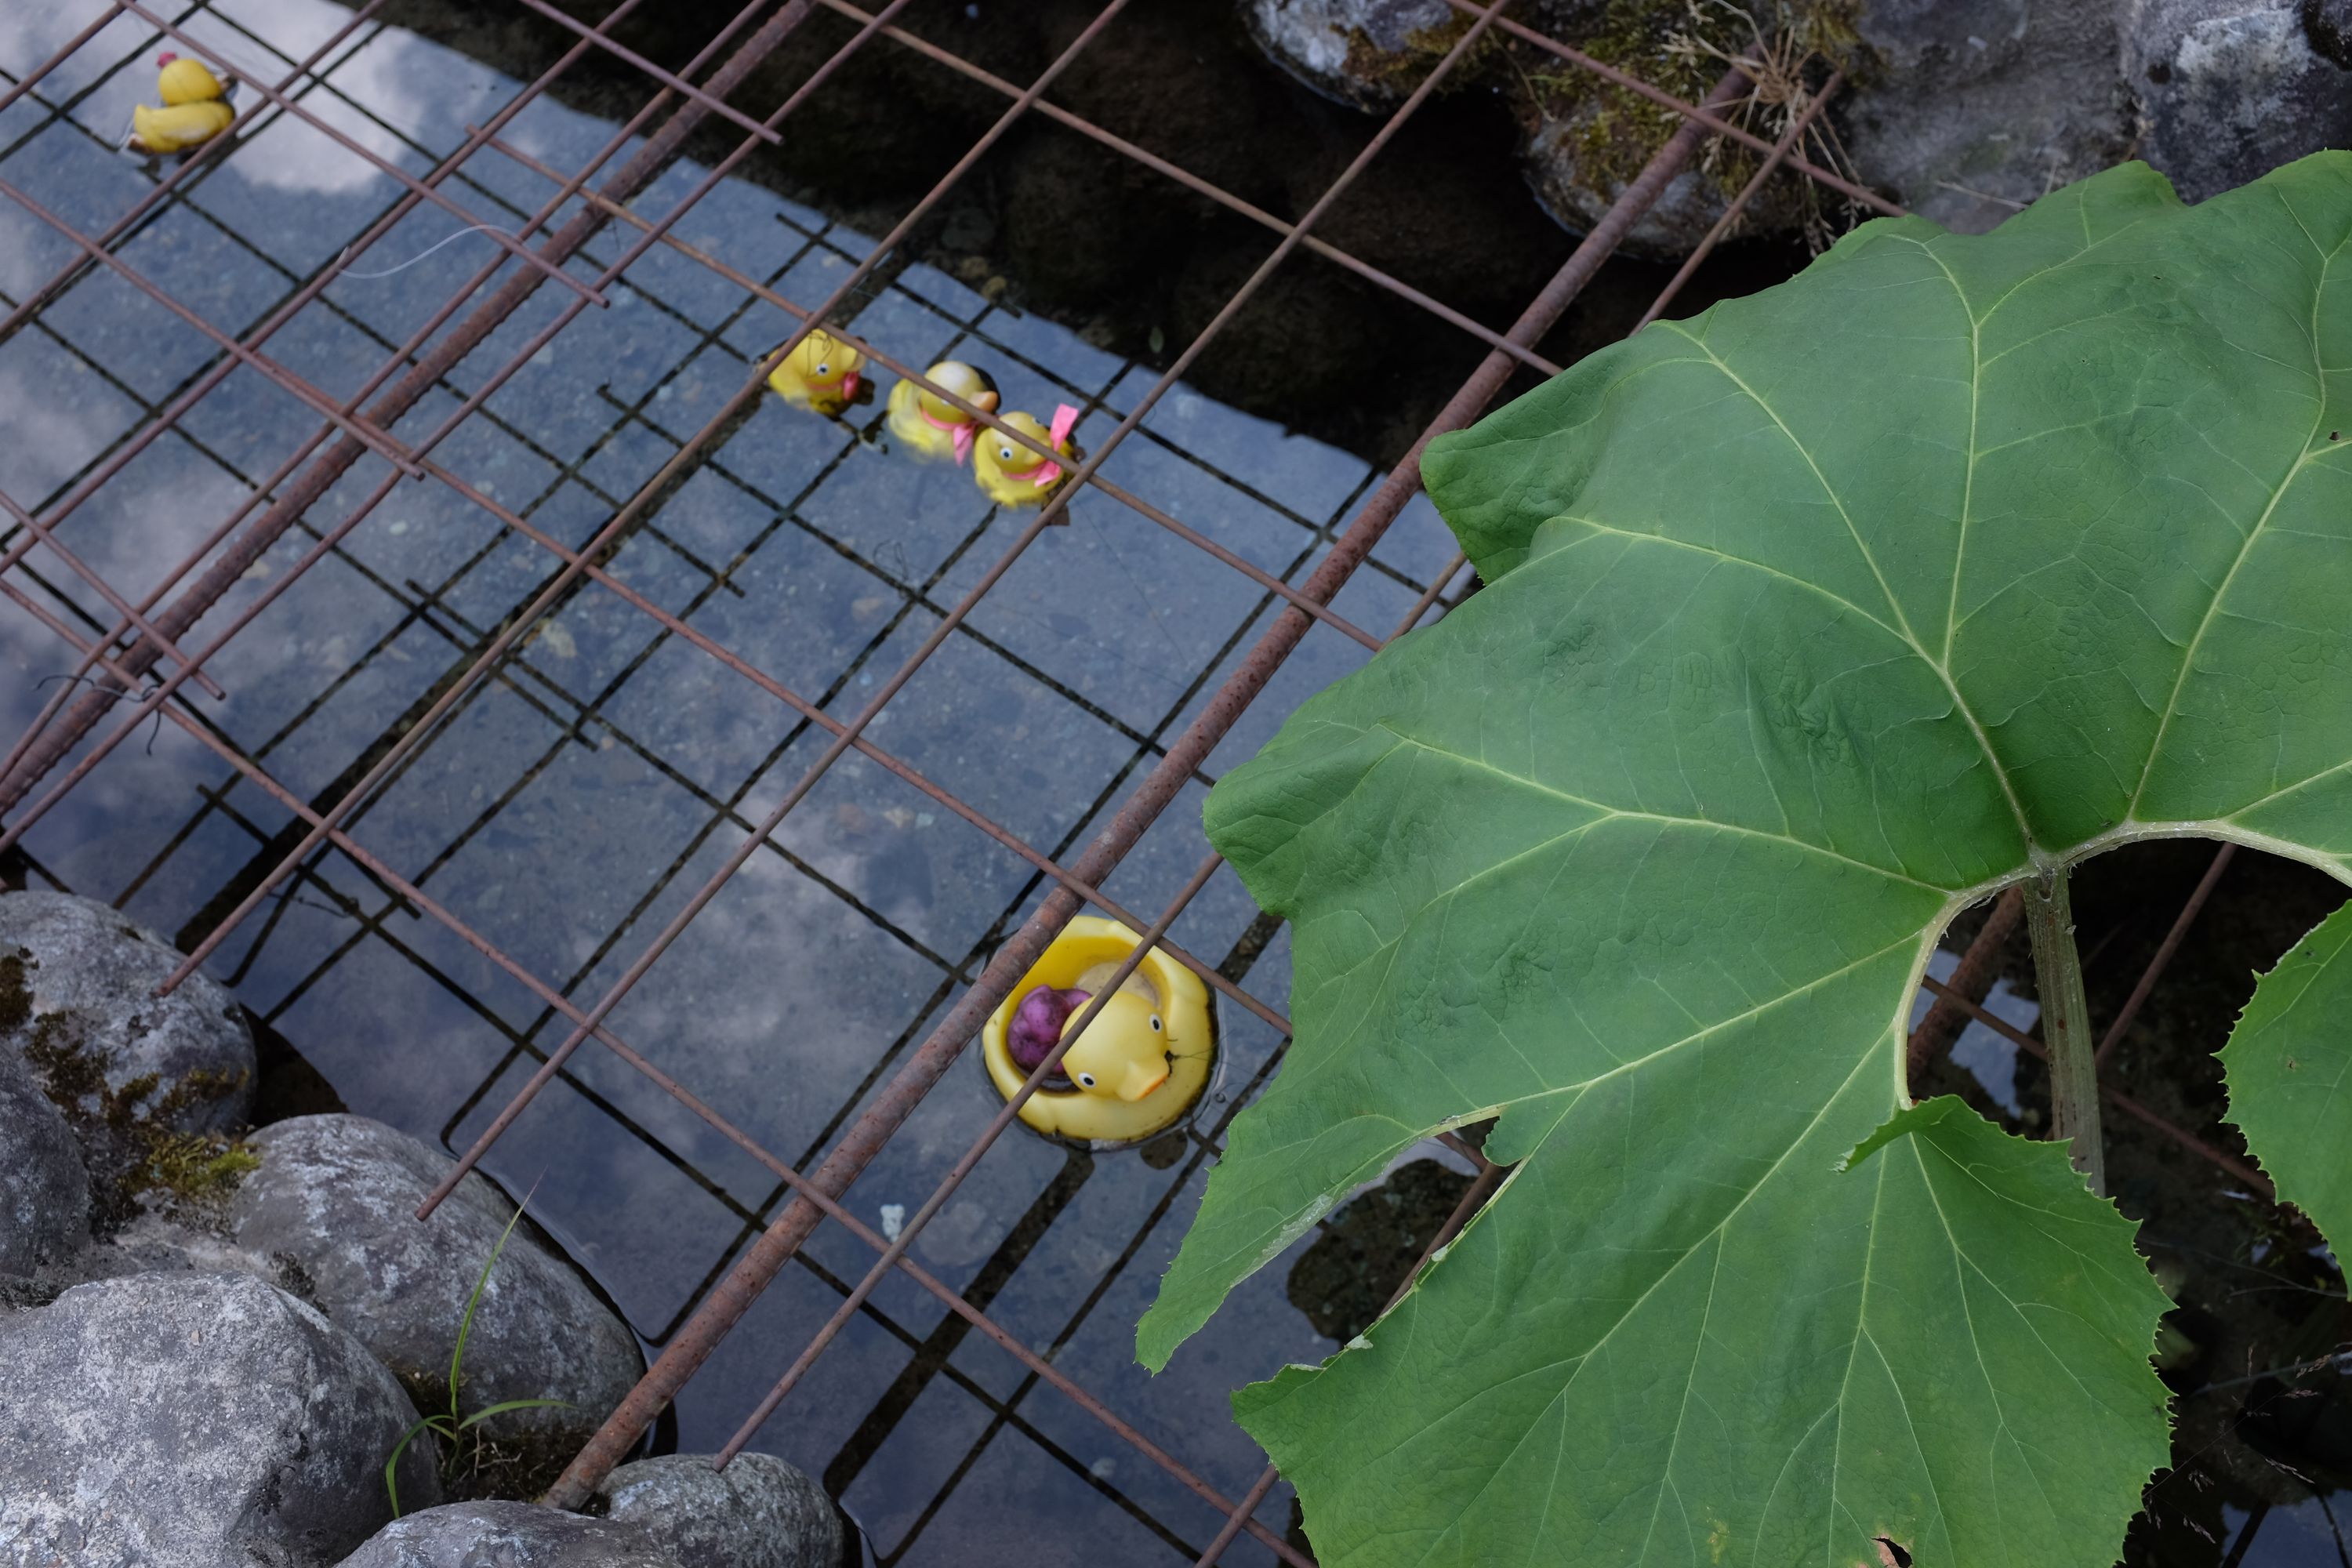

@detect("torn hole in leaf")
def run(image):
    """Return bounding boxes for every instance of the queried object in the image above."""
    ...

[1874,1537,1913,1567]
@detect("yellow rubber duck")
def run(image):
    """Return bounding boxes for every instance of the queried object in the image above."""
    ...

[973,405,1080,507]
[884,361,999,464]
[129,54,234,156]
[765,328,869,417]
[982,916,1215,1145]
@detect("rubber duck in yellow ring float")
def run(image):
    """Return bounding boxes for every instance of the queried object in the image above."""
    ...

[973,404,1080,507]
[982,917,1214,1145]
[765,328,869,418]
[884,361,1000,464]
[129,53,235,156]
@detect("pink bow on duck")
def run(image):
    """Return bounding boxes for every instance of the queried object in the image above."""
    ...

[1027,405,1081,488]
[920,405,978,466]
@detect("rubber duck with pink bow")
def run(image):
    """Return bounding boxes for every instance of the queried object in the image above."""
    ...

[765,328,870,418]
[884,359,1000,464]
[972,403,1082,507]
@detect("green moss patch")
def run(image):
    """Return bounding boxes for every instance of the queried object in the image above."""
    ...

[7,943,253,1225]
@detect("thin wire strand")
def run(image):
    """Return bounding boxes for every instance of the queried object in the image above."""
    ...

[332,223,509,278]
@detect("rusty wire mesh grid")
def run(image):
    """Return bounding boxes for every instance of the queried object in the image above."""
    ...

[0,1,2266,1561]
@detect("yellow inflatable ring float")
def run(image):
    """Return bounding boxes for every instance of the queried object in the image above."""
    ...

[982,916,1216,1146]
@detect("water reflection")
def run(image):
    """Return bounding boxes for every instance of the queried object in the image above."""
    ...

[8,2,2340,1563]
[0,2,1470,1559]
[1911,946,2035,1120]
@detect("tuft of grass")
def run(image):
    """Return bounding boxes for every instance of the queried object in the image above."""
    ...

[383,1193,571,1517]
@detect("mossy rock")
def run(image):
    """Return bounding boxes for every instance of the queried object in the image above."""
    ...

[0,891,256,1224]
[227,1116,646,1504]
[0,1044,88,1280]
[1241,0,1841,254]
[1243,0,1475,111]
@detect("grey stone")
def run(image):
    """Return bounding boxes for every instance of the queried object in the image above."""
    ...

[2124,0,2352,204]
[1842,0,2136,234]
[227,1115,644,1497]
[0,1041,86,1279]
[1245,0,2352,252]
[1849,0,2352,230]
[337,1502,678,1567]
[0,1271,437,1567]
[1843,0,2352,226]
[3,1197,309,1319]
[74,1208,313,1290]
[0,891,256,1196]
[1519,111,1757,255]
[1243,0,1461,110]
[1246,0,1751,252]
[591,1454,844,1568]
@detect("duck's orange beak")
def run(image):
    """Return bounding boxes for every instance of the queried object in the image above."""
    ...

[1117,1062,1169,1102]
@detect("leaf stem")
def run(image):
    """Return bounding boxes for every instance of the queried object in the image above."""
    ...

[2024,863,2105,1196]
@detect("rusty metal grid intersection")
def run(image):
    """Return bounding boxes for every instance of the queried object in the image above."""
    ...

[0,0,1505,1552]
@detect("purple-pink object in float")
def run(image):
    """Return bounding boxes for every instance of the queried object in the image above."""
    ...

[1007,985,1091,1073]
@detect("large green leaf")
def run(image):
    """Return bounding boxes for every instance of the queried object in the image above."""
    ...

[2223,901,2352,1249]
[1141,154,2352,1566]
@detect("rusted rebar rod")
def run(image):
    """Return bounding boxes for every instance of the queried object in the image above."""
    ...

[1918,972,2272,1196]
[0,3,127,121]
[119,0,606,305]
[0,0,673,794]
[2096,843,2235,1068]
[0,0,866,848]
[1445,0,1899,216]
[0,0,735,837]
[1192,1147,1509,1565]
[0,571,1316,1566]
[1191,1465,1290,1568]
[1635,68,1849,329]
[503,0,787,146]
[0,0,831,815]
[1907,886,2024,1087]
[0,178,430,477]
[473,129,1385,652]
[0,488,223,699]
[808,0,1563,377]
[412,0,1498,1242]
[0,0,390,343]
[543,57,1752,1512]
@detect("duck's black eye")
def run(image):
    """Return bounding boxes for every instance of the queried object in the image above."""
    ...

[1077,1073,1095,1087]
[815,362,829,375]
[1149,1015,1163,1033]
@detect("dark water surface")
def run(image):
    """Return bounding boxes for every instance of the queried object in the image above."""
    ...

[0,1,2343,1563]
[0,2,1486,1557]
